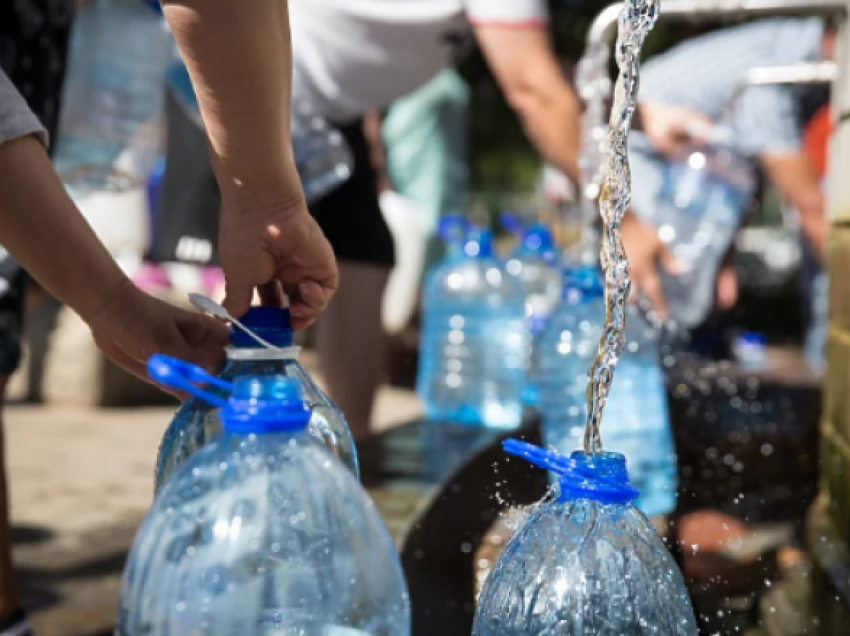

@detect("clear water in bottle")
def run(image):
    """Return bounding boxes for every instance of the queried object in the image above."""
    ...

[473,440,697,635]
[417,220,526,429]
[532,266,677,518]
[500,213,561,408]
[54,0,174,192]
[652,128,755,330]
[119,358,409,635]
[155,307,358,493]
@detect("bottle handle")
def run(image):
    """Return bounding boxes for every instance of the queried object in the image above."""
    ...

[500,211,523,239]
[147,354,232,408]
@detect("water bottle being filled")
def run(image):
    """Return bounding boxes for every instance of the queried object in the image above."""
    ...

[417,218,526,429]
[532,266,677,519]
[474,440,697,635]
[155,305,358,493]
[653,127,756,330]
[118,356,410,635]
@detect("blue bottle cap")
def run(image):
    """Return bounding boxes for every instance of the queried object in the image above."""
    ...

[231,307,295,348]
[464,227,494,259]
[142,0,164,15]
[500,211,524,238]
[220,376,311,434]
[522,224,554,254]
[563,265,604,299]
[147,356,311,435]
[737,331,766,346]
[503,439,639,505]
[437,214,470,243]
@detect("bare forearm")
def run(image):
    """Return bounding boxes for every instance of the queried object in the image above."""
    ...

[161,0,299,208]
[515,87,581,182]
[0,136,128,321]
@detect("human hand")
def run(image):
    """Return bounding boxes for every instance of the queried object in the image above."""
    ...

[217,187,338,329]
[621,211,682,319]
[638,101,714,157]
[87,281,230,397]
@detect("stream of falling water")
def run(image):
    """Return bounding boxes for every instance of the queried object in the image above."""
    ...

[584,0,660,455]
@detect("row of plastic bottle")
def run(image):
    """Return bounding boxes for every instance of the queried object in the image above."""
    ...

[120,344,696,634]
[416,215,678,518]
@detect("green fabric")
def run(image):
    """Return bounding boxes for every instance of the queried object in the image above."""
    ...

[382,69,470,271]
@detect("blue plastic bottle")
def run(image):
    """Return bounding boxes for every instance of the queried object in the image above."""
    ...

[417,221,526,429]
[532,266,677,518]
[501,213,562,407]
[54,0,174,192]
[155,307,357,492]
[118,356,410,635]
[474,440,697,635]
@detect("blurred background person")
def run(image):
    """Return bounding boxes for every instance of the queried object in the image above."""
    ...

[145,0,702,439]
[378,69,471,337]
[625,18,836,351]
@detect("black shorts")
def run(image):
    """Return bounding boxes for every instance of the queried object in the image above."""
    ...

[152,89,395,268]
[0,0,73,377]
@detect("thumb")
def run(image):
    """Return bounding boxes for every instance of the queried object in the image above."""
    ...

[223,279,254,319]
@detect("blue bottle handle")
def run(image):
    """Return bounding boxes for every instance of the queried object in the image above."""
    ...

[147,354,232,408]
[503,439,640,502]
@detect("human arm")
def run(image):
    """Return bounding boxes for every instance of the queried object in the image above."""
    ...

[760,152,825,262]
[473,24,582,182]
[0,74,227,383]
[160,0,338,325]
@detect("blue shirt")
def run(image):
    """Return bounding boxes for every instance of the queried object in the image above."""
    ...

[638,18,825,156]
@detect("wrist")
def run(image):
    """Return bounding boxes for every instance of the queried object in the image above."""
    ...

[74,269,136,329]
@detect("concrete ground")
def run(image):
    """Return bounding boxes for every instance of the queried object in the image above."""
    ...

[5,360,421,635]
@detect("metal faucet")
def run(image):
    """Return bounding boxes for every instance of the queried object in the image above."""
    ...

[588,0,846,50]
[722,60,838,121]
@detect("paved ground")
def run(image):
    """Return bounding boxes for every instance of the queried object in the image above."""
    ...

[5,364,421,635]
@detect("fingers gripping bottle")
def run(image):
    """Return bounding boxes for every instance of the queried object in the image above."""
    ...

[155,305,358,493]
[118,356,410,635]
[474,440,697,636]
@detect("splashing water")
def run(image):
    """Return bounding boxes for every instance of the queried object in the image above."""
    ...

[584,0,660,455]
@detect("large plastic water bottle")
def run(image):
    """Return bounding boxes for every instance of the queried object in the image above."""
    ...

[118,356,410,635]
[500,213,561,335]
[417,220,526,429]
[653,128,756,329]
[55,0,173,192]
[155,306,357,493]
[501,213,562,408]
[474,440,697,635]
[532,266,677,518]
[806,270,828,373]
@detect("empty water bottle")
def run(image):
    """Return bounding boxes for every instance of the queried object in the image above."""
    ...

[155,305,357,493]
[806,271,828,374]
[532,266,677,518]
[474,440,697,635]
[55,0,174,192]
[652,127,756,329]
[118,356,410,635]
[417,220,526,429]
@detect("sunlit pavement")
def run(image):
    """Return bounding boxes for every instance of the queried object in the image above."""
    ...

[6,380,421,635]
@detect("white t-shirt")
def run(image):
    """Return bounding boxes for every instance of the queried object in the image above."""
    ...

[289,0,549,123]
